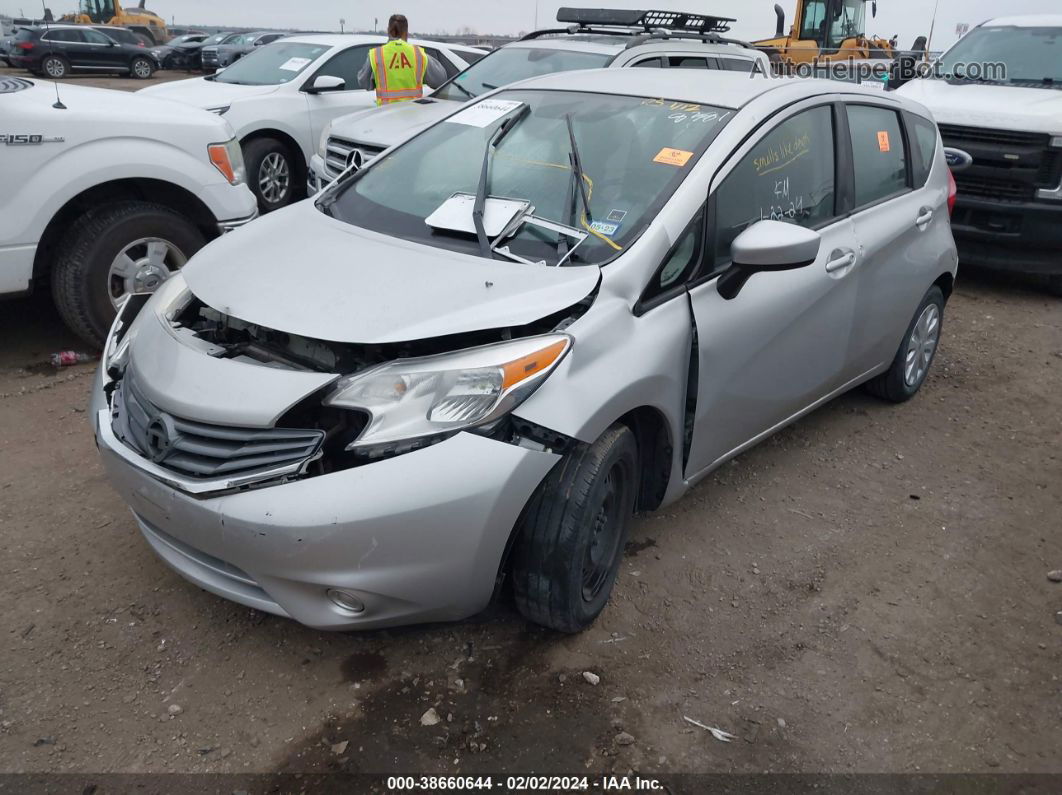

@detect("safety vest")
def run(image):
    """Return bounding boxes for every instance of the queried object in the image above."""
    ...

[370,39,427,105]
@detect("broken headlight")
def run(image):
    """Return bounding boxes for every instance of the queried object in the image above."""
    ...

[323,334,572,450]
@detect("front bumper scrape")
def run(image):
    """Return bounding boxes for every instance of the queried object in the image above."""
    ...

[96,424,561,630]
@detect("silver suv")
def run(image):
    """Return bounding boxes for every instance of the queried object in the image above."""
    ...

[308,8,770,192]
[93,68,957,634]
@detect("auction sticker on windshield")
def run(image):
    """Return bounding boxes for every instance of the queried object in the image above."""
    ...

[447,99,525,128]
[653,148,694,167]
[279,57,312,72]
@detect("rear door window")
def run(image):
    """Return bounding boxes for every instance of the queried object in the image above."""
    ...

[846,105,909,208]
[45,29,84,42]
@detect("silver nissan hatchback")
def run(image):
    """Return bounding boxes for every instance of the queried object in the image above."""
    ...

[92,69,958,633]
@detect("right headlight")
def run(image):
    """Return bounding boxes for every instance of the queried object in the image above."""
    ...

[323,334,572,450]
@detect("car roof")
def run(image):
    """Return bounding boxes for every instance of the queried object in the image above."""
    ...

[282,33,472,49]
[982,14,1062,27]
[508,68,870,109]
[501,35,632,56]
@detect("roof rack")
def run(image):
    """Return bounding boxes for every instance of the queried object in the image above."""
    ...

[520,7,736,40]
[622,30,757,52]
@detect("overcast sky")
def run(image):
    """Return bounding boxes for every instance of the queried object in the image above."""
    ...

[5,0,1059,50]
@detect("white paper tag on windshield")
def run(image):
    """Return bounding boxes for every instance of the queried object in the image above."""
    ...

[446,99,524,128]
[279,57,312,72]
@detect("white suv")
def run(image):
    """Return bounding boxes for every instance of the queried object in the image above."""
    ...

[308,9,770,192]
[0,74,257,347]
[139,34,486,212]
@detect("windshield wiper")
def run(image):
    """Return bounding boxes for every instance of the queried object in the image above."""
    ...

[449,79,475,99]
[472,104,530,257]
[564,113,593,225]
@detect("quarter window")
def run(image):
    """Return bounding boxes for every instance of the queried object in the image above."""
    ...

[712,106,836,269]
[847,105,908,207]
[908,114,939,187]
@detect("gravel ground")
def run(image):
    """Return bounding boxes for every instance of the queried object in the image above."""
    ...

[1,269,1059,776]
[0,67,1059,776]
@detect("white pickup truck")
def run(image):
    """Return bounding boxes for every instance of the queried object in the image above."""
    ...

[0,74,258,346]
[897,14,1062,294]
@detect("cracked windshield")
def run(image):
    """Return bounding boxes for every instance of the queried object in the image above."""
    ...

[327,89,733,265]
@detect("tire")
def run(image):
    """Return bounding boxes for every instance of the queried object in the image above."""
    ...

[130,56,154,79]
[51,201,206,349]
[511,424,639,633]
[41,54,69,79]
[244,137,297,213]
[865,286,945,403]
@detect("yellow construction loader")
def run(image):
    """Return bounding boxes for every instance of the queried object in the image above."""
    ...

[61,0,168,44]
[755,0,923,66]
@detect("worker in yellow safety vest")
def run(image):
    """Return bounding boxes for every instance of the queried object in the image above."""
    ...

[357,14,446,105]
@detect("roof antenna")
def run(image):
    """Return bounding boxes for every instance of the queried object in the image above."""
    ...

[42,2,66,109]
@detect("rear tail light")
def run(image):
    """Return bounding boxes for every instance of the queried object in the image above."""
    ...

[947,169,957,216]
[16,42,35,51]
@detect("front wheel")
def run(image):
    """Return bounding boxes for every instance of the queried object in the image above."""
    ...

[511,424,638,633]
[130,56,155,79]
[51,201,206,348]
[865,286,945,403]
[244,137,297,213]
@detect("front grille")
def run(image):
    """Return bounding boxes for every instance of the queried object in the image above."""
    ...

[111,370,324,481]
[323,137,385,179]
[201,48,218,66]
[940,125,1061,204]
[938,125,1049,148]
[952,175,1033,202]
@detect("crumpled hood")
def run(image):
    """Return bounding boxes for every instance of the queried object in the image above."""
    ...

[897,79,1062,134]
[330,97,460,148]
[138,76,280,108]
[182,201,599,344]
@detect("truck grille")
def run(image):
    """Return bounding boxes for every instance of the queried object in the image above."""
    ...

[323,137,385,179]
[111,370,324,481]
[939,125,1061,204]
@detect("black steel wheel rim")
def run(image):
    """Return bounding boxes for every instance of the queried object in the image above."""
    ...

[581,460,628,603]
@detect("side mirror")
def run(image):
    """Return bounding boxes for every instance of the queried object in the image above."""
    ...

[306,74,345,94]
[717,220,821,300]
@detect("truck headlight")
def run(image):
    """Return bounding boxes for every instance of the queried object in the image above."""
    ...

[207,138,246,185]
[324,335,572,450]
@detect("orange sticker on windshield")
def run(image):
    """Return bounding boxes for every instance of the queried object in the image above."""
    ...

[653,148,694,167]
[877,131,891,152]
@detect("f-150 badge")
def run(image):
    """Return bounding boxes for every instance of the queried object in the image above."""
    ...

[0,134,65,145]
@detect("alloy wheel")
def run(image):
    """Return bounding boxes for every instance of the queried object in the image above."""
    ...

[133,59,152,78]
[904,303,940,387]
[44,58,65,78]
[258,152,291,204]
[107,237,187,309]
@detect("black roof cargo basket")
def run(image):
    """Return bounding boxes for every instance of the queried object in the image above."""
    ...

[559,7,734,33]
[521,7,736,40]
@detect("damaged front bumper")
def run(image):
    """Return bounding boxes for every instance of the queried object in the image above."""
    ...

[92,382,560,630]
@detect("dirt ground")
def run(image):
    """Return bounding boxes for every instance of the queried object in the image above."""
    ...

[1,69,1060,781]
[0,63,195,90]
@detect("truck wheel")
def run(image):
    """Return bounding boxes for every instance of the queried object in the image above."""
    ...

[511,424,638,633]
[244,137,296,213]
[130,56,155,79]
[864,286,945,403]
[42,55,69,79]
[51,202,206,349]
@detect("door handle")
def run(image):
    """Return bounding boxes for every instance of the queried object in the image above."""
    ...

[825,251,856,273]
[915,208,934,227]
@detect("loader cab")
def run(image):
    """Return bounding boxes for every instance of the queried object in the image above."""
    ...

[798,0,869,53]
[79,0,116,24]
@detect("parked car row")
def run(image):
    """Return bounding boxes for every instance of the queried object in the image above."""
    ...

[1,6,1056,636]
[6,23,157,78]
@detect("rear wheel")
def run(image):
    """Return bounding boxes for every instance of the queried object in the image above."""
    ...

[511,425,638,633]
[244,137,296,213]
[41,54,68,79]
[130,56,154,79]
[865,286,945,403]
[51,201,205,348]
